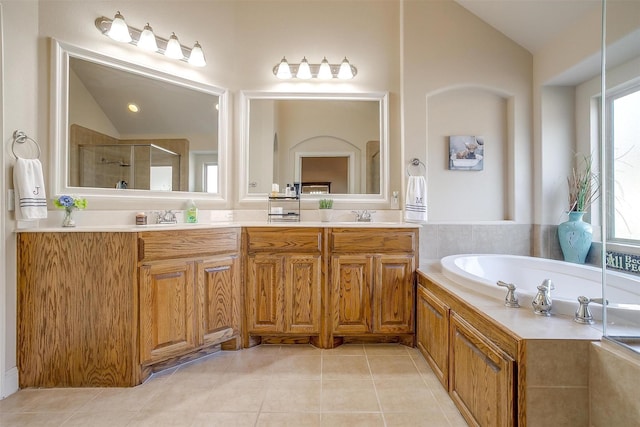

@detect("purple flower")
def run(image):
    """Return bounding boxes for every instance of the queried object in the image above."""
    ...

[57,195,74,208]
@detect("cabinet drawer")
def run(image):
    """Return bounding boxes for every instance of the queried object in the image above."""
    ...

[330,229,416,253]
[138,228,240,261]
[246,228,322,253]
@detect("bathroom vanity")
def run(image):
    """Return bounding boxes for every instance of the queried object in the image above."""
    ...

[17,223,417,388]
[17,227,242,387]
[244,226,417,348]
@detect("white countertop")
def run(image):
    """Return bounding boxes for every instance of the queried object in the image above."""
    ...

[418,261,603,341]
[16,221,420,233]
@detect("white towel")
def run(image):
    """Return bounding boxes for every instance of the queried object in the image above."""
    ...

[13,158,47,220]
[404,175,427,223]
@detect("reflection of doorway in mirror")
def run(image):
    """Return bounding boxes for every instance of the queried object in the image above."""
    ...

[366,141,380,194]
[301,157,349,194]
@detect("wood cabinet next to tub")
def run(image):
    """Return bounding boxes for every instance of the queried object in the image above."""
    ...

[417,267,602,427]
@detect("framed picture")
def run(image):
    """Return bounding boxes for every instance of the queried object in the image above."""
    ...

[449,135,484,171]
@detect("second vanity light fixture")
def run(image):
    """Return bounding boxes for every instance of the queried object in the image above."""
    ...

[95,11,206,67]
[274,57,357,80]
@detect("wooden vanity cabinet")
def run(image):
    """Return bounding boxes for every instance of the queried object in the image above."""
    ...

[417,273,520,427]
[329,228,416,345]
[18,228,241,388]
[138,228,242,366]
[244,227,323,346]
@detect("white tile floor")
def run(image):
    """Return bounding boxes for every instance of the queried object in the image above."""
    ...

[0,344,468,426]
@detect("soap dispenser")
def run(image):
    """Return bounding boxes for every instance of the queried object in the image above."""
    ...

[186,199,198,223]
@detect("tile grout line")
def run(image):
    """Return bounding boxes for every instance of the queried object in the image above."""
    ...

[364,346,389,427]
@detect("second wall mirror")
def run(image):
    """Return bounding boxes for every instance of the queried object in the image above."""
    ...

[239,91,389,203]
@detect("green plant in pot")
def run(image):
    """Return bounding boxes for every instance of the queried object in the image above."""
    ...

[318,198,333,222]
[559,155,600,264]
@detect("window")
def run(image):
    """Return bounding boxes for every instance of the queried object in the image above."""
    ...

[204,163,218,193]
[607,84,640,242]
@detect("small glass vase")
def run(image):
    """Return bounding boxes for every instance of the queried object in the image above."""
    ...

[62,208,76,227]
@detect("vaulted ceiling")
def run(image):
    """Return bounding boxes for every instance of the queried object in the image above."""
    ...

[455,0,601,54]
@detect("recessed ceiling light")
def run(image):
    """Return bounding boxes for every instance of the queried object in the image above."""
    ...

[128,103,140,113]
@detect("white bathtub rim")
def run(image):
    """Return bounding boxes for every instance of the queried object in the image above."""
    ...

[439,254,639,325]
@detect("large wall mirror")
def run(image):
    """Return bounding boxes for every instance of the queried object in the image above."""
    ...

[239,91,389,203]
[51,39,228,202]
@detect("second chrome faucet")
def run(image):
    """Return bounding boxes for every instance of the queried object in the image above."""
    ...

[532,279,554,316]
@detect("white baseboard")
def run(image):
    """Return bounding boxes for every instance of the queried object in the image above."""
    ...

[1,367,19,399]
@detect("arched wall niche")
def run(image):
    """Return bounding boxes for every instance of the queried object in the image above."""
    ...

[427,85,513,221]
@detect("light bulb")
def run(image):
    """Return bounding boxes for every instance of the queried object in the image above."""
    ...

[276,57,292,79]
[107,11,131,43]
[338,57,354,79]
[137,23,158,51]
[296,57,312,79]
[317,57,333,79]
[165,33,184,59]
[188,41,206,67]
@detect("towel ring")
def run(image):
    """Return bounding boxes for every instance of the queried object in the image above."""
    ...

[406,158,426,176]
[12,130,41,160]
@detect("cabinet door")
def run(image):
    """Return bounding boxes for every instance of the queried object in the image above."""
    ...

[449,313,515,427]
[139,260,196,364]
[284,254,322,334]
[373,255,415,333]
[331,255,373,334]
[197,255,240,346]
[417,285,449,389]
[247,254,284,333]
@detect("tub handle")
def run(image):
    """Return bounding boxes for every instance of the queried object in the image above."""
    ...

[574,296,595,324]
[574,296,609,325]
[496,281,520,308]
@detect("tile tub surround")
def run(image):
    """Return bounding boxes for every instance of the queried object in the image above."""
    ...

[589,340,640,427]
[0,344,468,427]
[419,223,533,260]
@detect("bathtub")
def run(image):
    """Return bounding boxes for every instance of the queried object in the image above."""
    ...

[440,254,640,326]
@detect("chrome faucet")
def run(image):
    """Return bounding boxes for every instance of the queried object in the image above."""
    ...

[496,281,520,308]
[352,210,375,222]
[532,279,554,316]
[156,210,178,224]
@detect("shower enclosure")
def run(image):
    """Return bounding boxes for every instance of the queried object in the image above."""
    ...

[78,143,181,191]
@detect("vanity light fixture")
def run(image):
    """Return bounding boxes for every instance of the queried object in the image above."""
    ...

[107,11,131,43]
[164,33,183,59]
[137,23,158,51]
[273,56,357,80]
[95,12,206,67]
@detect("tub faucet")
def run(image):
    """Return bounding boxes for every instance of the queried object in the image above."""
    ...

[532,279,554,316]
[496,281,520,308]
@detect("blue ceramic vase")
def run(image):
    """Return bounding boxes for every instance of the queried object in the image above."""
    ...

[558,211,592,264]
